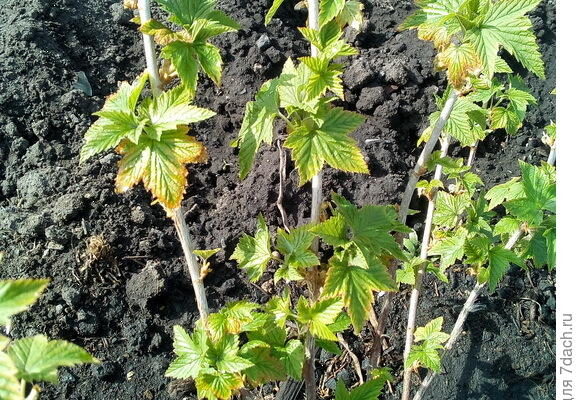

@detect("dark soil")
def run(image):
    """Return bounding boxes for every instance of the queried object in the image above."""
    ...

[0,0,556,399]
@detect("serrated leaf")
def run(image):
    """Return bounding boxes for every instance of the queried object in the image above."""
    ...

[296,297,343,341]
[231,215,273,282]
[0,352,22,400]
[429,229,467,269]
[335,377,385,400]
[115,127,208,210]
[140,19,180,45]
[319,0,346,27]
[240,344,285,385]
[336,0,364,30]
[196,43,223,85]
[162,42,201,93]
[207,301,259,338]
[141,85,214,141]
[196,371,244,400]
[300,57,345,99]
[316,338,342,355]
[413,317,450,344]
[166,325,209,379]
[0,279,49,326]
[193,248,221,261]
[433,192,470,228]
[309,214,348,247]
[405,342,443,372]
[436,43,481,89]
[493,217,521,237]
[324,258,395,333]
[480,246,523,291]
[80,74,148,161]
[276,227,320,269]
[485,177,524,210]
[466,0,545,78]
[206,334,253,373]
[266,291,293,328]
[7,335,98,383]
[284,108,367,184]
[277,339,305,380]
[156,0,215,25]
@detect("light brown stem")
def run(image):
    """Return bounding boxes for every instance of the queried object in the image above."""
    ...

[172,208,209,322]
[401,137,450,400]
[412,229,524,400]
[467,141,478,167]
[137,0,162,96]
[398,89,459,225]
[338,333,364,384]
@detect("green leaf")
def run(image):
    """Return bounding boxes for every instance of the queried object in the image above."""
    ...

[276,227,320,268]
[80,74,148,161]
[436,42,481,89]
[240,343,286,385]
[405,342,443,372]
[231,215,273,282]
[196,43,223,85]
[309,214,348,247]
[7,335,98,383]
[0,352,22,400]
[518,161,555,212]
[265,0,287,25]
[433,192,470,228]
[115,127,208,210]
[466,0,545,78]
[323,259,395,333]
[300,56,345,99]
[277,339,305,380]
[237,76,287,178]
[316,339,342,355]
[207,301,259,338]
[140,19,180,45]
[336,0,364,30]
[493,217,521,237]
[284,107,367,184]
[266,290,293,328]
[156,0,215,25]
[296,297,343,341]
[193,248,221,261]
[206,334,253,373]
[196,371,244,400]
[413,317,450,344]
[479,246,523,291]
[335,377,386,400]
[429,229,467,269]
[0,279,49,326]
[162,42,200,93]
[319,0,346,27]
[166,325,209,379]
[278,58,322,113]
[141,85,214,141]
[485,177,524,210]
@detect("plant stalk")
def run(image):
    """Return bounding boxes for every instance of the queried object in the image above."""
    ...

[137,0,162,96]
[401,136,450,400]
[137,0,209,323]
[412,228,524,400]
[467,141,478,167]
[547,142,556,165]
[305,1,320,399]
[172,208,210,322]
[398,89,459,225]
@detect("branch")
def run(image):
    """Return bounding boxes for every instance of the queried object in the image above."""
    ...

[172,208,210,322]
[412,228,524,400]
[401,136,451,400]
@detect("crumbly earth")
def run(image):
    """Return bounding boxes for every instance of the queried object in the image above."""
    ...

[0,0,556,399]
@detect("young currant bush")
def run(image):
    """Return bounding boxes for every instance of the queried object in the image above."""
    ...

[411,158,556,400]
[234,0,367,216]
[0,279,98,400]
[81,0,239,323]
[394,1,548,398]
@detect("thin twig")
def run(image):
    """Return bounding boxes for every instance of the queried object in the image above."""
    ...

[276,140,291,232]
[137,0,162,95]
[337,333,364,384]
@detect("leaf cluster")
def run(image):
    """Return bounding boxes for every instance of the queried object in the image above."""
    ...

[140,0,240,93]
[425,160,556,291]
[0,280,98,400]
[232,194,407,335]
[401,0,545,89]
[236,7,368,184]
[81,74,214,210]
[405,317,450,372]
[166,301,304,400]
